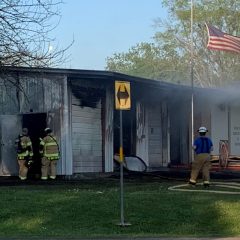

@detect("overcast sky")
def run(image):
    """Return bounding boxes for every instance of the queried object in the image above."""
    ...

[52,0,168,70]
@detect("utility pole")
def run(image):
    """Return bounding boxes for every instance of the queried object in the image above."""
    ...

[190,0,194,162]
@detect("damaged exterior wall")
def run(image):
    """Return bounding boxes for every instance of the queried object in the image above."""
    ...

[0,67,206,177]
[71,94,102,172]
[135,82,191,169]
[0,73,63,114]
[104,87,114,172]
[0,71,67,176]
[136,101,149,165]
[168,93,190,165]
[70,78,107,173]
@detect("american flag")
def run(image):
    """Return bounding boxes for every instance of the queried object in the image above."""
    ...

[206,24,240,54]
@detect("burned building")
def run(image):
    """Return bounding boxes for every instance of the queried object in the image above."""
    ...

[0,66,239,177]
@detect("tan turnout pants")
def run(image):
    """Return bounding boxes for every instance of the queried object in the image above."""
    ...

[18,159,28,180]
[190,153,212,183]
[41,157,58,179]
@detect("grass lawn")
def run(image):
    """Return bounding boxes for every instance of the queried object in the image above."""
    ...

[1,176,240,238]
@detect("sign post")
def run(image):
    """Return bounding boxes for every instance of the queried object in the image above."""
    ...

[115,81,131,227]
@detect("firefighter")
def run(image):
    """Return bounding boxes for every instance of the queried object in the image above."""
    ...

[189,126,213,187]
[15,128,33,180]
[39,128,60,180]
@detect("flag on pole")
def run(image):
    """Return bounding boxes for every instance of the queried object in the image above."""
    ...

[206,24,240,54]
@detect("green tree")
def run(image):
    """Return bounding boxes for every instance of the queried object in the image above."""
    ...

[106,0,240,87]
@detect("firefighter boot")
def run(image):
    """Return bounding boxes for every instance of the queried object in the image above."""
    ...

[203,181,210,188]
[189,179,196,187]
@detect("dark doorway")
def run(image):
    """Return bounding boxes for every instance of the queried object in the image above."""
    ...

[114,109,136,156]
[22,113,47,179]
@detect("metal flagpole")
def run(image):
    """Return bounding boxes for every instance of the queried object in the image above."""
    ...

[190,0,194,162]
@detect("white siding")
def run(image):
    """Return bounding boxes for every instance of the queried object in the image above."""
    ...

[136,102,149,166]
[72,95,102,173]
[104,88,114,172]
[161,102,170,166]
[211,104,228,155]
[148,104,162,167]
[230,105,240,156]
[148,102,169,168]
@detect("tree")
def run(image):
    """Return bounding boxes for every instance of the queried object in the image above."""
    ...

[106,0,240,87]
[0,0,71,68]
[106,41,188,85]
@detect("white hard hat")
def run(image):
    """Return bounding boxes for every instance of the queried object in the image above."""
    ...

[198,126,207,133]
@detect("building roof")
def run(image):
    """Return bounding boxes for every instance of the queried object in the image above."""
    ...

[1,66,191,92]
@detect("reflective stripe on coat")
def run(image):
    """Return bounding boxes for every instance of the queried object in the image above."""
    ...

[17,136,33,158]
[40,135,59,160]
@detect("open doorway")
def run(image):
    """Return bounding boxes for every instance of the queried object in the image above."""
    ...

[22,113,47,179]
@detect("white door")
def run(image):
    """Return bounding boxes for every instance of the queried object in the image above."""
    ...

[0,115,22,176]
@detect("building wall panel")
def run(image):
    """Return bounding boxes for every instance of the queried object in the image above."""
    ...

[0,72,67,175]
[148,104,163,167]
[211,104,228,155]
[230,105,240,156]
[71,94,103,173]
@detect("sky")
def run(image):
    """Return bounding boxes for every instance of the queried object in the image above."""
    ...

[52,0,168,70]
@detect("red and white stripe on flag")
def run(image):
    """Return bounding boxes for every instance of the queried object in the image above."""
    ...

[206,24,240,54]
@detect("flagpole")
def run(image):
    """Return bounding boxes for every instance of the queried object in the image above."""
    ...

[190,0,194,163]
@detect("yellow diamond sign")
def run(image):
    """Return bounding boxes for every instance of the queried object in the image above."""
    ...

[115,81,131,110]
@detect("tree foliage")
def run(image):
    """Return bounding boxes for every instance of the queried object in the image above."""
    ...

[106,0,240,87]
[0,0,71,68]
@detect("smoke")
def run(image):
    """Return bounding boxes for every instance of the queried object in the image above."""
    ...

[196,82,240,107]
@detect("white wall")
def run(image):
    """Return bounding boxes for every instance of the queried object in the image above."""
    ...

[72,95,102,173]
[230,105,240,156]
[148,104,163,167]
[211,104,228,155]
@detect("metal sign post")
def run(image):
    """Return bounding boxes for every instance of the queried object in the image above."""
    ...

[115,81,131,227]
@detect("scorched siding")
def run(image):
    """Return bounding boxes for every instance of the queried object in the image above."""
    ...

[71,95,103,173]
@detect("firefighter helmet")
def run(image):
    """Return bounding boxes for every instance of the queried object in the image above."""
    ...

[198,126,208,133]
[22,128,28,135]
[44,127,52,134]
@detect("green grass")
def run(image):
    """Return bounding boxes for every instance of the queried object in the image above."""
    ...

[1,178,240,238]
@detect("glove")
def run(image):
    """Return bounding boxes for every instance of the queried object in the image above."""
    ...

[28,160,33,165]
[27,157,34,167]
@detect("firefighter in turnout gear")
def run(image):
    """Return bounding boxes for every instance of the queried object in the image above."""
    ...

[39,128,60,180]
[189,126,213,187]
[15,128,33,180]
